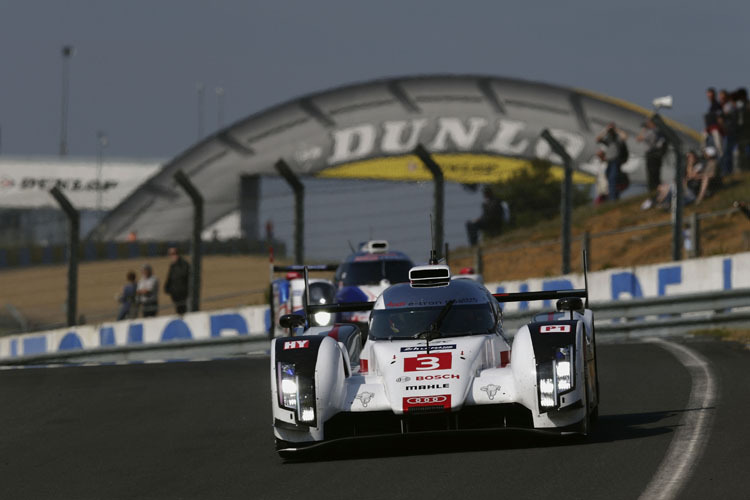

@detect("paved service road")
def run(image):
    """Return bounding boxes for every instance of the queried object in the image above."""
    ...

[1,338,748,499]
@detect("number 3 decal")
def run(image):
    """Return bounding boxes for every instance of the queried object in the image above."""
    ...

[404,352,452,371]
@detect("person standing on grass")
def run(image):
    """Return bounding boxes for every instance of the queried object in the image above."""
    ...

[637,118,667,205]
[164,246,190,314]
[116,270,137,320]
[596,123,628,201]
[137,263,159,317]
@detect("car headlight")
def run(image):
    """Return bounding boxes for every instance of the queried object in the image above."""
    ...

[312,311,332,326]
[277,361,317,425]
[537,345,574,411]
[278,362,298,410]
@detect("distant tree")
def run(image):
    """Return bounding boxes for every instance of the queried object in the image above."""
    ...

[490,159,590,229]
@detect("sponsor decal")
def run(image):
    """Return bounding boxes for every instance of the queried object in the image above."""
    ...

[395,376,411,383]
[314,118,594,185]
[404,352,452,372]
[3,177,120,192]
[283,339,310,350]
[416,374,459,380]
[403,394,451,411]
[540,324,571,333]
[405,383,449,390]
[480,384,502,400]
[400,344,456,352]
[355,391,375,407]
[386,301,406,307]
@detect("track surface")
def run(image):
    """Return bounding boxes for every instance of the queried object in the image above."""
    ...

[1,338,748,499]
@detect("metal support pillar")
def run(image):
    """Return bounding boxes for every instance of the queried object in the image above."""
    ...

[49,187,79,326]
[474,245,484,277]
[689,212,701,258]
[414,144,444,259]
[582,231,591,270]
[652,114,685,261]
[275,159,305,264]
[541,129,574,274]
[174,171,203,312]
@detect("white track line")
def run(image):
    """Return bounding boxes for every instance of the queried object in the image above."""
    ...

[639,338,718,500]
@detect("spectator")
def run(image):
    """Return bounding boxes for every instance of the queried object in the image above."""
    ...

[637,118,667,197]
[164,246,190,314]
[704,87,724,156]
[136,263,159,317]
[466,186,504,246]
[595,122,629,201]
[116,271,137,320]
[719,89,738,175]
[686,147,719,205]
[733,88,750,171]
[593,149,610,205]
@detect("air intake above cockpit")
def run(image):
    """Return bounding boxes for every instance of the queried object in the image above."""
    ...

[409,265,451,287]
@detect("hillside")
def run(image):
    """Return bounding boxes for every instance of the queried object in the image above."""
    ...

[450,171,750,281]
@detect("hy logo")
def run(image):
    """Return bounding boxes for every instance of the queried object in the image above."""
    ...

[481,384,501,400]
[355,391,375,407]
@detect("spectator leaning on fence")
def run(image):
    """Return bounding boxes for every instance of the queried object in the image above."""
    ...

[137,263,159,317]
[164,246,190,315]
[116,270,137,320]
[595,122,629,201]
[465,186,504,246]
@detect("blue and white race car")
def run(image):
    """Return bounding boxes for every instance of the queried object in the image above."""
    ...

[269,241,413,336]
[270,257,600,457]
[332,240,413,328]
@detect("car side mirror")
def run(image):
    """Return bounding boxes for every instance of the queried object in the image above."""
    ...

[279,314,306,334]
[556,297,584,312]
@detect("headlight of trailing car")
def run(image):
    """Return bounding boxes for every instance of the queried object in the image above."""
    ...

[312,311,332,326]
[537,345,574,411]
[277,362,316,425]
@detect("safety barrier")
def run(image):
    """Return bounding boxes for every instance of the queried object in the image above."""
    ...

[3,251,749,365]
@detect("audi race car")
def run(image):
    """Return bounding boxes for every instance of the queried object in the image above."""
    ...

[269,240,413,336]
[270,261,599,456]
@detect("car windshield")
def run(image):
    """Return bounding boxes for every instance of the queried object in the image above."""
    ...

[369,304,495,339]
[336,260,413,286]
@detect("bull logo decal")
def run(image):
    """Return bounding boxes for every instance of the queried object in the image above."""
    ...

[355,391,375,407]
[480,384,501,400]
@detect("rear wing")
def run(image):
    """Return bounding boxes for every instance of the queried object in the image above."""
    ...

[493,289,587,303]
[493,250,590,307]
[272,264,337,273]
[269,263,337,284]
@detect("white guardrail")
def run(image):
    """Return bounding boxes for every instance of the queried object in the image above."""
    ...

[1,252,749,365]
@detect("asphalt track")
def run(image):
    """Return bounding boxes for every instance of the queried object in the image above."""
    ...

[1,338,748,500]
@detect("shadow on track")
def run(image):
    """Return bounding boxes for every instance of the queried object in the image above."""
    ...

[281,409,690,463]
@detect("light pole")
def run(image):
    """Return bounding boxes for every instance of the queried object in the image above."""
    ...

[96,130,108,212]
[196,82,205,139]
[216,87,225,129]
[59,45,74,156]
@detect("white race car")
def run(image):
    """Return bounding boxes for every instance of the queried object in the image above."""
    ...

[270,262,599,457]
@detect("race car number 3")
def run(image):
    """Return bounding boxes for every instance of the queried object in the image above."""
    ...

[404,352,452,371]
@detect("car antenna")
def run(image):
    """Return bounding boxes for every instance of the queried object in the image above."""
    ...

[582,249,590,309]
[347,240,356,254]
[429,214,438,265]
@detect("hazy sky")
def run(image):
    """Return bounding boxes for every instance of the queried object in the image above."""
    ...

[1,0,748,160]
